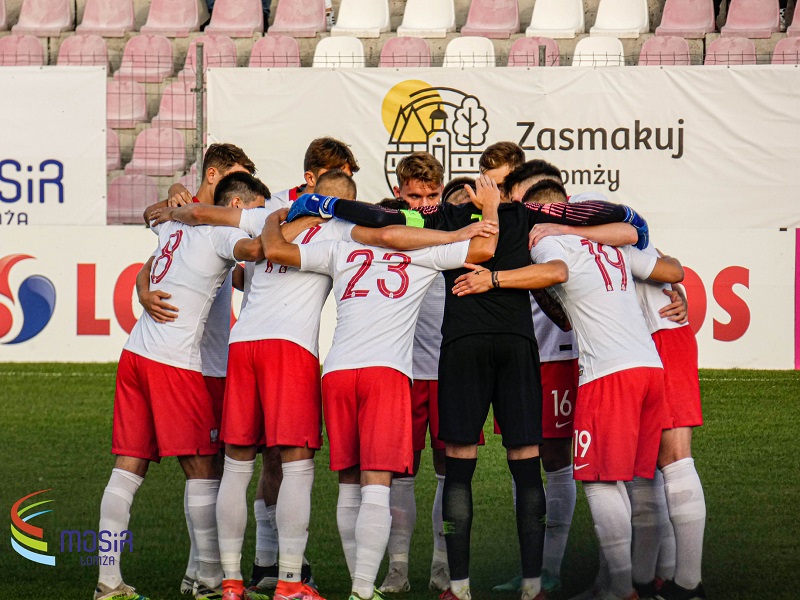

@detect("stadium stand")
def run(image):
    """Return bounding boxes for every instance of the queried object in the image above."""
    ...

[114,34,174,83]
[140,0,204,37]
[0,33,45,65]
[107,129,122,172]
[331,0,390,38]
[249,35,301,67]
[461,0,520,39]
[12,0,74,36]
[76,0,135,37]
[107,174,159,224]
[312,35,365,67]
[56,33,108,67]
[204,0,264,38]
[178,163,199,196]
[590,0,650,37]
[379,36,432,67]
[178,34,237,82]
[638,35,692,64]
[656,0,717,38]
[721,0,780,38]
[125,127,189,176]
[525,0,585,39]
[397,0,456,38]
[788,1,800,35]
[269,0,327,38]
[443,35,496,66]
[572,35,626,65]
[152,81,200,129]
[770,35,800,62]
[107,80,147,128]
[507,36,560,66]
[704,35,758,63]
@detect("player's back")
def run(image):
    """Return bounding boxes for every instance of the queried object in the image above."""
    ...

[412,274,445,380]
[634,243,686,335]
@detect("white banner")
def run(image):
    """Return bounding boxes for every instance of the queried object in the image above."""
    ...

[0,67,106,226]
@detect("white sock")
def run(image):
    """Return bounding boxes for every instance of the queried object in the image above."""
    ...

[656,474,677,581]
[254,502,279,567]
[584,482,633,599]
[630,475,667,585]
[184,483,199,579]
[662,458,706,589]
[217,456,255,581]
[98,468,143,589]
[542,466,576,576]
[352,485,392,598]
[431,473,447,563]
[277,459,315,583]
[187,479,223,589]
[388,476,416,570]
[450,578,471,599]
[337,483,361,578]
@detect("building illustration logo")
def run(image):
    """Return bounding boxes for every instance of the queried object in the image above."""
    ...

[0,254,56,344]
[10,489,56,566]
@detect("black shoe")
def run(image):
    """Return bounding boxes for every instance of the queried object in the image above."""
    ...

[301,563,316,590]
[655,580,706,600]
[248,562,279,590]
[634,580,659,600]
[263,11,270,32]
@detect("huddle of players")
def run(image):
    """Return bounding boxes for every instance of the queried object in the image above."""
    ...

[94,137,707,600]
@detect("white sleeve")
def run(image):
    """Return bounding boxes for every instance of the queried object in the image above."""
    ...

[531,237,568,264]
[626,246,658,280]
[331,220,356,243]
[209,226,250,261]
[150,222,162,235]
[299,240,337,275]
[238,207,269,237]
[419,240,470,271]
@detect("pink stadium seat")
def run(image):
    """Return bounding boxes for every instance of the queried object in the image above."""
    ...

[0,34,45,65]
[788,2,800,35]
[56,34,108,68]
[704,36,757,64]
[77,0,134,37]
[269,0,327,37]
[0,1,8,31]
[107,129,121,172]
[507,36,559,66]
[107,80,147,128]
[721,0,779,38]
[107,174,159,224]
[178,34,237,82]
[771,36,800,63]
[178,163,199,197]
[462,0,520,39]
[115,35,174,83]
[656,0,716,37]
[125,127,188,176]
[379,36,431,67]
[12,0,73,36]
[205,0,264,37]
[152,81,199,129]
[638,35,691,65]
[249,35,301,67]
[141,0,203,37]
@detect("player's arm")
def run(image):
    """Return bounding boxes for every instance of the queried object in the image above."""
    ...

[463,174,500,263]
[350,219,497,253]
[660,285,688,323]
[233,236,264,262]
[286,193,445,229]
[149,204,243,227]
[136,255,179,323]
[142,183,194,223]
[452,261,568,297]
[261,209,302,268]
[647,254,684,283]
[529,222,637,250]
[531,289,572,332]
[232,264,244,292]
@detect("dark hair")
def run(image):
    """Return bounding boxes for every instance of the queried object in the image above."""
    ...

[315,169,357,200]
[479,142,525,172]
[520,178,568,205]
[503,159,563,198]
[303,137,360,175]
[378,198,411,210]
[202,143,256,176]
[395,152,444,188]
[214,172,271,206]
[442,177,476,205]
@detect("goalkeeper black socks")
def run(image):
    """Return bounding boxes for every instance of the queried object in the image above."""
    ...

[508,456,546,579]
[442,456,477,582]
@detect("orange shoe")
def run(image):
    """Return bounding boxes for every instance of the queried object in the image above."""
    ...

[222,579,247,600]
[274,581,326,600]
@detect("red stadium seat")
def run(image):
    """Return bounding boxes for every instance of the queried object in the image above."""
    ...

[108,174,159,224]
[462,0,520,39]
[379,36,431,67]
[107,80,147,128]
[178,35,237,82]
[107,129,121,172]
[397,0,456,38]
[269,0,327,38]
[249,35,301,67]
[638,35,691,65]
[56,34,108,68]
[721,0,779,38]
[656,0,716,38]
[788,1,800,35]
[331,0,390,38]
[141,0,203,37]
[125,127,188,176]
[13,0,73,36]
[152,81,199,129]
[77,0,135,37]
[0,1,7,31]
[178,163,199,197]
[507,36,559,66]
[771,36,800,63]
[115,34,174,83]
[0,34,45,66]
[704,36,757,64]
[205,0,264,37]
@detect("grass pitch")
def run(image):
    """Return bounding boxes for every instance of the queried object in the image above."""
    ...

[0,364,798,600]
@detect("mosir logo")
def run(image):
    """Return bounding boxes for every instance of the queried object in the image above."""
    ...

[0,254,56,344]
[10,490,56,566]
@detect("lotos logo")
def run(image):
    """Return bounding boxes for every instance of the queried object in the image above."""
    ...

[10,489,56,566]
[0,254,56,344]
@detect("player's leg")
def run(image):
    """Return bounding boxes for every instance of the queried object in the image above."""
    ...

[250,449,282,592]
[353,470,394,600]
[338,467,362,578]
[540,438,576,593]
[630,472,671,598]
[427,379,450,591]
[441,443,478,600]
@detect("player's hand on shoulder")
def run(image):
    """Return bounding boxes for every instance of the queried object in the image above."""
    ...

[529,223,568,249]
[455,219,499,242]
[149,207,176,226]
[287,215,325,230]
[167,184,193,207]
[452,263,493,296]
[659,288,688,323]
[139,289,179,323]
[466,174,501,209]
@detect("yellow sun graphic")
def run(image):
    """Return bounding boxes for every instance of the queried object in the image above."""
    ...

[381,80,444,143]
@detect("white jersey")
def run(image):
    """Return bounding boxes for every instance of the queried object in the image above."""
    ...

[531,235,662,385]
[229,208,355,356]
[412,275,445,380]
[531,295,578,363]
[200,272,232,377]
[271,186,303,208]
[635,243,686,335]
[126,221,248,371]
[299,240,470,378]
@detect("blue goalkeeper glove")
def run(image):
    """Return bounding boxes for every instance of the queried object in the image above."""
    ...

[287,193,339,222]
[623,206,649,250]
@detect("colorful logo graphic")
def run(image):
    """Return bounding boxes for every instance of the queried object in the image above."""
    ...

[10,489,56,566]
[0,254,56,344]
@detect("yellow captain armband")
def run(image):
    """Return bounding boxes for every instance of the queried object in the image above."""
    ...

[401,209,425,228]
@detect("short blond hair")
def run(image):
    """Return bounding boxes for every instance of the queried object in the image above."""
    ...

[395,152,444,188]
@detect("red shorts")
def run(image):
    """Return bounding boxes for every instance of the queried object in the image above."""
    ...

[204,376,226,426]
[572,367,667,482]
[322,367,413,474]
[222,340,323,449]
[112,350,220,462]
[652,327,703,429]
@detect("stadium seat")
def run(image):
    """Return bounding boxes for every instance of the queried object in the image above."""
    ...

[141,0,204,37]
[205,0,264,37]
[590,0,650,37]
[312,36,365,67]
[107,174,159,224]
[571,36,626,66]
[331,0,390,38]
[772,36,800,62]
[107,129,121,172]
[12,0,73,36]
[461,0,520,39]
[114,35,174,83]
[704,36,757,64]
[655,0,716,38]
[125,127,188,176]
[507,36,560,66]
[178,163,199,197]
[788,1,800,35]
[379,36,431,67]
[637,35,691,64]
[152,81,199,129]
[0,1,8,31]
[720,0,779,38]
[249,35,301,67]
[526,0,585,39]
[269,0,327,37]
[56,34,108,68]
[442,36,496,67]
[107,80,147,128]
[178,35,237,82]
[397,0,456,38]
[0,34,45,66]
[76,0,134,37]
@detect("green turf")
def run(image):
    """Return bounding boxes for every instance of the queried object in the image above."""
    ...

[0,364,798,599]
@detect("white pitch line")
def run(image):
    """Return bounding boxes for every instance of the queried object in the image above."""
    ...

[0,372,115,377]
